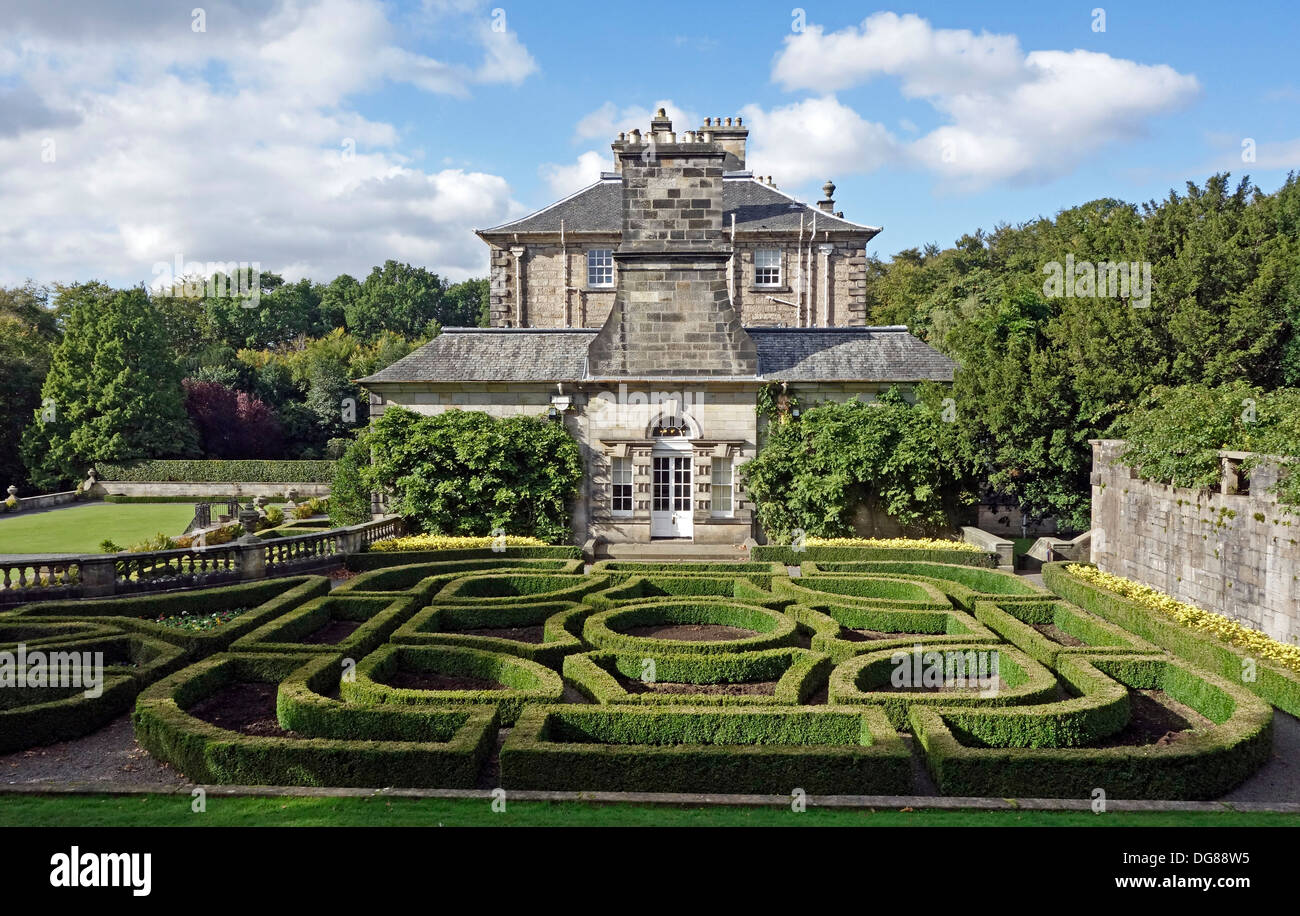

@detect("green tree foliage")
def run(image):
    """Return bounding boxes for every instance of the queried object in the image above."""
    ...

[364,407,582,543]
[1115,383,1300,504]
[867,173,1300,529]
[741,388,971,540]
[22,286,198,488]
[0,283,60,489]
[328,434,372,527]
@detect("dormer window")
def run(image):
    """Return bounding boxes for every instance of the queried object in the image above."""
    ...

[754,248,782,287]
[587,249,614,288]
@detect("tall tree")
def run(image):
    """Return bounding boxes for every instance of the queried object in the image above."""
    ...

[22,286,198,487]
[0,283,60,490]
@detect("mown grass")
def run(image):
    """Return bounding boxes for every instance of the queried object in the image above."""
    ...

[0,793,1294,827]
[0,503,197,554]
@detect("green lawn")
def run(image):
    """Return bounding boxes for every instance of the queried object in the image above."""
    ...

[0,793,1293,827]
[0,502,198,554]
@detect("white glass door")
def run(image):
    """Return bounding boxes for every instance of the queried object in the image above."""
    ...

[651,452,693,538]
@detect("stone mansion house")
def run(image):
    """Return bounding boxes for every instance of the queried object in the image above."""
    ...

[359,109,955,548]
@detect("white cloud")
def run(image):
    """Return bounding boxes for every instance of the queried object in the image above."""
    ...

[740,96,899,186]
[0,0,536,286]
[573,99,701,142]
[539,150,611,198]
[768,11,1199,189]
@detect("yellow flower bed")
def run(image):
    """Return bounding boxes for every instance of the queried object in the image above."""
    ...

[803,536,986,553]
[1067,564,1300,674]
[369,534,550,552]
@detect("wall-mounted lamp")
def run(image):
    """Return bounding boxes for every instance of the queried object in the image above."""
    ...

[546,406,560,422]
[790,407,801,420]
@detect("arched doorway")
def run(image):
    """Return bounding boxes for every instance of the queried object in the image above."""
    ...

[648,414,695,539]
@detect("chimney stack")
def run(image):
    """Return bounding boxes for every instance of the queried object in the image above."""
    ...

[702,115,748,171]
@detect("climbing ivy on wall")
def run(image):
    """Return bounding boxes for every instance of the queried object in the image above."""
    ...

[363,407,582,543]
[741,387,972,540]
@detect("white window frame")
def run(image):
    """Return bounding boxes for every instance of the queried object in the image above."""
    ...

[710,457,734,517]
[611,456,633,516]
[754,248,782,287]
[587,249,615,288]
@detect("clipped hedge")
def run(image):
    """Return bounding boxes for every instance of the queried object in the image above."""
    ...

[974,599,1161,669]
[97,460,335,483]
[229,593,422,656]
[333,559,582,593]
[582,599,799,655]
[0,632,187,753]
[347,545,580,571]
[10,577,330,656]
[132,652,495,787]
[563,648,833,706]
[0,620,123,651]
[910,653,1275,799]
[772,576,953,610]
[784,602,1000,663]
[430,573,608,605]
[499,704,912,794]
[342,644,564,725]
[589,561,787,579]
[582,575,788,611]
[391,600,590,668]
[803,561,1044,597]
[828,643,1058,728]
[1043,562,1300,716]
[753,545,996,567]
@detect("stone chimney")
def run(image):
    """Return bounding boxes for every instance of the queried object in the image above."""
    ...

[817,179,836,213]
[701,115,748,171]
[587,111,757,378]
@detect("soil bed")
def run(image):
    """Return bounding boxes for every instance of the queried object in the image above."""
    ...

[614,674,778,696]
[1032,622,1087,647]
[1094,689,1213,747]
[298,620,362,645]
[385,671,505,691]
[622,624,756,642]
[187,683,296,738]
[841,629,931,643]
[455,625,546,644]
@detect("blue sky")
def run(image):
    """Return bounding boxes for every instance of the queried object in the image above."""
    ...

[1,0,1296,287]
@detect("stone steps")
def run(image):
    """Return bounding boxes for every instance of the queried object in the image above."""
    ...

[595,541,750,562]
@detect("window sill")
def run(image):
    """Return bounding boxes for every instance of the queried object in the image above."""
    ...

[749,286,790,293]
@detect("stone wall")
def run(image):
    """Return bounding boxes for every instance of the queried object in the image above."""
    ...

[1090,439,1300,645]
[729,238,867,327]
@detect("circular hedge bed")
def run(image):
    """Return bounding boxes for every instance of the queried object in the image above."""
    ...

[582,599,799,655]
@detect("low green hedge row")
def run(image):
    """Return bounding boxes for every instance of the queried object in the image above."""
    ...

[11,577,330,656]
[582,600,800,655]
[783,602,1000,663]
[391,600,589,667]
[103,494,272,504]
[563,648,833,706]
[582,575,788,611]
[132,652,494,787]
[803,561,1044,597]
[342,644,564,725]
[974,599,1162,669]
[773,575,953,610]
[1043,562,1300,716]
[589,561,788,578]
[431,573,609,605]
[347,546,581,570]
[334,559,582,593]
[828,643,1059,728]
[97,459,335,483]
[0,632,188,753]
[753,545,996,567]
[499,703,912,794]
[910,653,1275,799]
[0,620,123,651]
[229,593,422,656]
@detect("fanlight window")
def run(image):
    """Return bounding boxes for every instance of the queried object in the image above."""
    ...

[651,415,691,437]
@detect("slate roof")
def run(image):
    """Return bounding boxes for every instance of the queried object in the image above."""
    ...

[478,177,879,236]
[358,327,955,385]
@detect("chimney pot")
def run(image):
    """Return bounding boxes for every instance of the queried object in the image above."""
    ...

[704,117,712,126]
[656,107,667,118]
[736,116,743,126]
